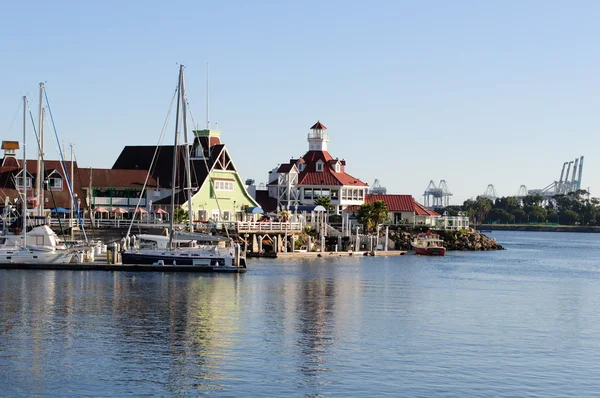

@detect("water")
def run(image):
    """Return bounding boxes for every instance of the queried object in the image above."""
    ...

[2,231,600,396]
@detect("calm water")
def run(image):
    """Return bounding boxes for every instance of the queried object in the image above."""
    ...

[2,231,600,396]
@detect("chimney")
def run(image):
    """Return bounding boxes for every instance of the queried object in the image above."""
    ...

[1,141,19,167]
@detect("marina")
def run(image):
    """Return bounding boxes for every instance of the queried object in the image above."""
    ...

[1,231,600,396]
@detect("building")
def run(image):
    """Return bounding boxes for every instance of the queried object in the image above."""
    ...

[263,121,369,214]
[78,168,158,211]
[346,194,441,226]
[112,128,259,222]
[0,141,87,213]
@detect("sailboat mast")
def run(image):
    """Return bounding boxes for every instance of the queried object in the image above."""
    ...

[36,83,44,216]
[181,68,194,232]
[22,96,27,239]
[168,65,184,250]
[206,63,209,129]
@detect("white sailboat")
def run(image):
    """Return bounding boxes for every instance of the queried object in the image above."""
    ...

[121,66,246,272]
[0,96,73,265]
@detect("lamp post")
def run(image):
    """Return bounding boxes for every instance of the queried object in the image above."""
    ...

[233,200,237,222]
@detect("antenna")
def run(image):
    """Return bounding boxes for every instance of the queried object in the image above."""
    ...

[206,63,209,129]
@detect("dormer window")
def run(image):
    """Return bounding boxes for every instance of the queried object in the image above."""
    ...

[45,170,63,191]
[316,161,323,172]
[298,163,305,172]
[334,162,340,173]
[15,176,32,189]
[14,170,33,189]
[49,176,62,190]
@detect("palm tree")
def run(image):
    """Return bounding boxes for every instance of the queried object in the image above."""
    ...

[371,200,389,227]
[357,203,374,232]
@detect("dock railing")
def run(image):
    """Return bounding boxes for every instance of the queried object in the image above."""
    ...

[49,218,305,233]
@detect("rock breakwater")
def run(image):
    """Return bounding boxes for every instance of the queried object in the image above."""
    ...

[390,230,504,251]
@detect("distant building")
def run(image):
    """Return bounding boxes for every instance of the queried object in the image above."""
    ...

[346,194,441,226]
[261,121,368,214]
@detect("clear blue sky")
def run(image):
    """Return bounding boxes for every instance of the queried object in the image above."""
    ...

[1,0,598,204]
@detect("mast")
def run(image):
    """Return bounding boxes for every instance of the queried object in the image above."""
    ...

[168,65,184,250]
[22,96,27,241]
[206,63,209,129]
[181,68,194,232]
[70,144,74,239]
[36,83,45,216]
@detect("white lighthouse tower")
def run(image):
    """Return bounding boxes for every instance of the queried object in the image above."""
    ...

[307,121,329,151]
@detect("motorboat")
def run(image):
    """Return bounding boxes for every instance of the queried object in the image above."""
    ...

[412,232,446,256]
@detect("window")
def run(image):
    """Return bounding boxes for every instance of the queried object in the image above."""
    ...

[316,162,323,172]
[298,163,305,172]
[15,176,32,189]
[335,163,340,173]
[222,211,231,221]
[211,210,220,221]
[331,190,339,200]
[214,180,234,191]
[304,188,313,200]
[198,210,207,221]
[49,177,62,190]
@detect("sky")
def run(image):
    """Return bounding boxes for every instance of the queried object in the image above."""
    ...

[1,0,599,204]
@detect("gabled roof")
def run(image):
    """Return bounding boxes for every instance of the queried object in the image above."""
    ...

[112,144,223,189]
[0,159,87,209]
[276,163,297,173]
[310,121,327,130]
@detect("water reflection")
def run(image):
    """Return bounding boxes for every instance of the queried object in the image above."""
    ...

[3,234,600,396]
[0,271,244,395]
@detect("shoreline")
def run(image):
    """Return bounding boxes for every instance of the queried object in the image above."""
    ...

[263,250,408,259]
[478,224,600,233]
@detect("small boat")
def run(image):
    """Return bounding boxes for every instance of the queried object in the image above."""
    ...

[412,232,446,256]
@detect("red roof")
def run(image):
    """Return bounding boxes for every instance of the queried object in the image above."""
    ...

[310,121,327,130]
[347,194,440,216]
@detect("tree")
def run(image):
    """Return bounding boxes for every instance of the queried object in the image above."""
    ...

[371,200,389,227]
[174,208,188,223]
[314,195,334,212]
[357,203,374,232]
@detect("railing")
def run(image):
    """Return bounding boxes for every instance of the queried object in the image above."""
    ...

[47,218,305,232]
[92,198,147,206]
[236,221,303,232]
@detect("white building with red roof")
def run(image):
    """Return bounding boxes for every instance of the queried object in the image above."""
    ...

[346,194,442,226]
[266,121,369,214]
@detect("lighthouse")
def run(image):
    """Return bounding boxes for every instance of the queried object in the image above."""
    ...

[307,121,329,151]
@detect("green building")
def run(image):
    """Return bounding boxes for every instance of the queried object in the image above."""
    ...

[112,128,258,222]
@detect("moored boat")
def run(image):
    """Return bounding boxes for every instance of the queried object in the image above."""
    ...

[412,232,446,256]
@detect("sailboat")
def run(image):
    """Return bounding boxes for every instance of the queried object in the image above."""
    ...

[0,96,73,264]
[120,66,246,272]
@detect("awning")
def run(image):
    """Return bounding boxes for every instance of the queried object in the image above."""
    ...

[50,207,70,214]
[247,207,264,214]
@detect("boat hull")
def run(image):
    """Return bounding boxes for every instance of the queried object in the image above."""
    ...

[121,251,246,272]
[414,246,446,256]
